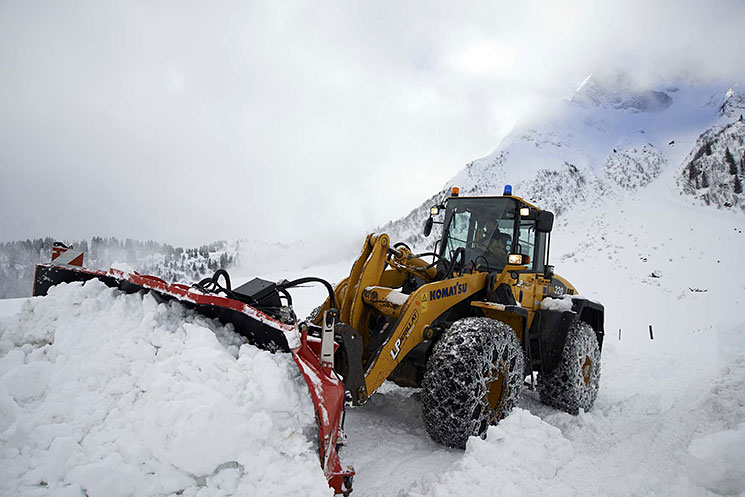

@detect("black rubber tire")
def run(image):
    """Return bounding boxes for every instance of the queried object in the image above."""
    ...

[539,320,601,415]
[421,317,524,449]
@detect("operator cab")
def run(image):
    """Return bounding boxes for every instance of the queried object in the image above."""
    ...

[427,186,554,274]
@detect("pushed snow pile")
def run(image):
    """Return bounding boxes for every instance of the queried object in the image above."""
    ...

[686,424,745,496]
[685,352,745,496]
[0,281,331,497]
[406,409,574,497]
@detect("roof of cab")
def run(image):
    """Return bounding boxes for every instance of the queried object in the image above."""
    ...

[446,194,543,212]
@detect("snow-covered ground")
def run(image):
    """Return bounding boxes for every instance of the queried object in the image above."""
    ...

[3,178,742,496]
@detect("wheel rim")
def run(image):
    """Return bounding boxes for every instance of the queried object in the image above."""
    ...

[581,355,592,387]
[482,360,509,422]
[486,370,506,411]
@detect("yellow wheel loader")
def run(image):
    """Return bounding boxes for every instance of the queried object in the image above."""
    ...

[313,185,605,448]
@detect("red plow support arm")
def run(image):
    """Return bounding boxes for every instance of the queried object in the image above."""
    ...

[293,325,354,496]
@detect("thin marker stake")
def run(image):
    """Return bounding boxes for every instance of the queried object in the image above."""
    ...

[649,325,654,340]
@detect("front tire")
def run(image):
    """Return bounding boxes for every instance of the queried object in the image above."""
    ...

[421,317,524,449]
[539,320,601,414]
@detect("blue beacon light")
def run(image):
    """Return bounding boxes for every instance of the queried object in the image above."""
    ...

[503,184,513,195]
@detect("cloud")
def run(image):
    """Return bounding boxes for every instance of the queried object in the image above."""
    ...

[1,0,743,246]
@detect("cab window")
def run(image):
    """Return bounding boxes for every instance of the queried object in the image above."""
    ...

[441,197,517,269]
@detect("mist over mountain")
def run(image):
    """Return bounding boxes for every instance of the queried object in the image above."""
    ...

[380,76,745,251]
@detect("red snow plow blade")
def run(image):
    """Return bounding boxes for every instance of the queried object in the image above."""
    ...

[32,246,353,495]
[33,263,296,351]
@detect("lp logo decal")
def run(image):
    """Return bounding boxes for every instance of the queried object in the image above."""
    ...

[390,310,419,360]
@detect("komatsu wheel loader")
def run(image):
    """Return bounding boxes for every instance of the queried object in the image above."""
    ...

[309,185,605,448]
[33,186,604,495]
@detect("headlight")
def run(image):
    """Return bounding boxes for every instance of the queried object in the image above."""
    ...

[508,254,530,265]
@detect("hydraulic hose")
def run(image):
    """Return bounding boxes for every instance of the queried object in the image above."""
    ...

[278,277,337,311]
[444,247,466,277]
[193,269,240,300]
[410,251,443,271]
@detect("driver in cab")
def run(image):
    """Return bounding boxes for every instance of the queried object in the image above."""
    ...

[479,220,510,266]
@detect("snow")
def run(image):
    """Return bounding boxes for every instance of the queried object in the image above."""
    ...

[384,290,409,306]
[539,295,573,312]
[109,261,136,274]
[4,197,745,497]
[0,280,331,497]
[687,423,745,496]
[406,409,575,497]
[0,297,30,318]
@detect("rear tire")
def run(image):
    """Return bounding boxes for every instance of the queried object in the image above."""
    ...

[539,320,601,414]
[421,317,524,449]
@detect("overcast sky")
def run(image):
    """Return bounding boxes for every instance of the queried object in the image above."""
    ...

[2,0,744,247]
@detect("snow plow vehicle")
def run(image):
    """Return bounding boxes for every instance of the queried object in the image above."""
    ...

[33,186,604,495]
[309,185,605,447]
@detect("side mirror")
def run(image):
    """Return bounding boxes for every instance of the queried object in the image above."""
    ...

[423,216,433,237]
[536,211,554,233]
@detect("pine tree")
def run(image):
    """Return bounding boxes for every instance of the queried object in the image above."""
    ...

[725,148,738,174]
[701,171,710,188]
[735,175,743,194]
[688,163,699,182]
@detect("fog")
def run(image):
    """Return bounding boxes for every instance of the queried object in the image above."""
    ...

[1,0,743,246]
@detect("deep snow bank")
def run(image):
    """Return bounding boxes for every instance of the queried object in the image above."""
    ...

[0,280,331,497]
[405,409,574,497]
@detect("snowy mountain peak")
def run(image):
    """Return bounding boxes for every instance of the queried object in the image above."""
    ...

[570,73,673,113]
[720,86,745,118]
